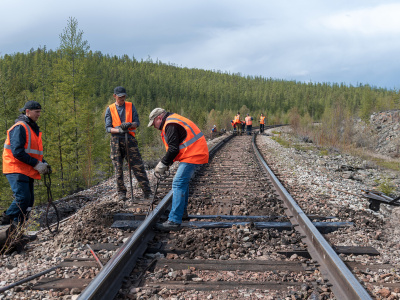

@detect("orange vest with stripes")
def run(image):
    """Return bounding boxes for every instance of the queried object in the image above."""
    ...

[3,121,43,179]
[161,114,209,164]
[245,116,252,125]
[234,115,241,124]
[260,116,265,124]
[109,102,136,137]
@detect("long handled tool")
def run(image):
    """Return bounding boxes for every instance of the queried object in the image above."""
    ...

[43,172,60,234]
[146,170,170,217]
[125,131,135,202]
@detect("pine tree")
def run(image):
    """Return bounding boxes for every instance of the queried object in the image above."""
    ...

[57,17,90,190]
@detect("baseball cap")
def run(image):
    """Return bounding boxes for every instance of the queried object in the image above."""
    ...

[148,108,166,127]
[114,86,127,97]
[19,101,42,112]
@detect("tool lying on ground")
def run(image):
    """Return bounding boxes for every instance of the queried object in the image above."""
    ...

[146,170,170,217]
[0,265,60,293]
[43,170,60,234]
[361,189,400,211]
[328,184,400,212]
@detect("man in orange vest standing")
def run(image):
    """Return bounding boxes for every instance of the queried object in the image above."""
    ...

[245,113,253,135]
[105,86,152,201]
[234,112,242,135]
[148,108,209,230]
[1,101,51,225]
[259,113,266,133]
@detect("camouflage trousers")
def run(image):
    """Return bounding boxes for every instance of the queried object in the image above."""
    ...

[236,123,242,135]
[110,135,151,196]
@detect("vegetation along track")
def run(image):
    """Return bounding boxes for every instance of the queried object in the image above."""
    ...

[1,130,398,299]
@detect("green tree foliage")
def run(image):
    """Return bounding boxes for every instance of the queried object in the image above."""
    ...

[0,17,399,209]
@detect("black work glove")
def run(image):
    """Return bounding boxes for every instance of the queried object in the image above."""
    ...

[120,122,131,130]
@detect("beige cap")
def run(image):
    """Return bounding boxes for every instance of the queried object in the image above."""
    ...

[148,108,166,127]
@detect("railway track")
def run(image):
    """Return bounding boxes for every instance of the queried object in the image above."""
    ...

[1,129,399,299]
[80,131,370,299]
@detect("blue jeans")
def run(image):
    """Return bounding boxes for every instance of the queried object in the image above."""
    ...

[169,162,198,224]
[5,174,35,223]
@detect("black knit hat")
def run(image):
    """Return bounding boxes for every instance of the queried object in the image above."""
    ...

[19,101,42,112]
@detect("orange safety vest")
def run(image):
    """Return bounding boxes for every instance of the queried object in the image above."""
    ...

[245,116,252,125]
[109,102,136,137]
[3,121,43,179]
[161,113,209,164]
[260,116,265,124]
[234,115,241,124]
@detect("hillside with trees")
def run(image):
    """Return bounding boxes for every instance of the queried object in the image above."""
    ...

[1,17,399,208]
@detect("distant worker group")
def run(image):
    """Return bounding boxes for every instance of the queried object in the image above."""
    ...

[231,112,267,135]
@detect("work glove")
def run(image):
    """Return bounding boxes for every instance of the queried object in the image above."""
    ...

[155,161,169,175]
[34,161,50,174]
[118,126,128,134]
[120,122,131,130]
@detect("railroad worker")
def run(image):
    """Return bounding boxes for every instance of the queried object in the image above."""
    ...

[148,108,209,230]
[105,86,152,201]
[259,113,266,133]
[211,125,217,138]
[231,120,237,134]
[1,101,51,226]
[245,114,253,135]
[234,112,242,135]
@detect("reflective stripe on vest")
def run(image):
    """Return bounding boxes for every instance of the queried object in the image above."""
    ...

[3,122,43,156]
[109,102,136,137]
[166,117,204,150]
[245,116,252,125]
[3,121,43,179]
[161,114,209,164]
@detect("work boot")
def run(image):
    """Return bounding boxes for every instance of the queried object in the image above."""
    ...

[118,193,127,201]
[0,212,12,225]
[156,220,181,231]
[143,190,152,200]
[182,211,190,221]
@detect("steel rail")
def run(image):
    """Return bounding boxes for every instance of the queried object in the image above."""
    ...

[252,133,372,300]
[78,134,233,300]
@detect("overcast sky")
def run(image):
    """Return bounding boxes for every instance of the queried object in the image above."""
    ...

[1,0,400,90]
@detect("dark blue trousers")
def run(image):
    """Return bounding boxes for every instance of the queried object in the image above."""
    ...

[5,173,34,223]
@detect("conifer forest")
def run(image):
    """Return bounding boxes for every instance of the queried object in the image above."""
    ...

[1,17,399,208]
